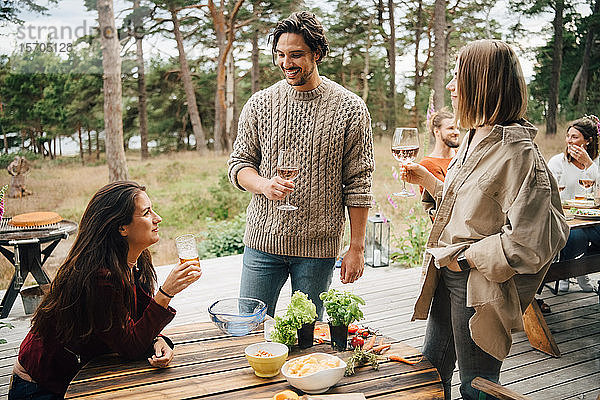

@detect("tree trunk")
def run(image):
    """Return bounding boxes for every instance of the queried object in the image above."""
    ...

[7,156,31,198]
[412,0,424,128]
[170,8,207,154]
[97,0,129,181]
[87,129,92,155]
[59,134,62,156]
[20,129,26,151]
[95,130,100,159]
[208,0,245,154]
[387,0,397,132]
[362,16,373,102]
[3,132,7,154]
[133,0,150,160]
[78,123,85,165]
[432,0,446,111]
[568,0,598,112]
[251,28,260,94]
[546,0,564,136]
[213,23,227,153]
[225,50,236,152]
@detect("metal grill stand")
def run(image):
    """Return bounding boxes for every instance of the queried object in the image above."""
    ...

[0,218,78,318]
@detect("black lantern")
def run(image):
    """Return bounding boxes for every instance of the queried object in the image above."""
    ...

[365,213,390,267]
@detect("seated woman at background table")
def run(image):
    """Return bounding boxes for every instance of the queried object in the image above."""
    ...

[547,115,600,293]
[8,181,202,400]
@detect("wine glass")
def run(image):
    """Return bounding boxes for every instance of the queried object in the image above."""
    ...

[391,128,420,197]
[555,173,566,200]
[276,149,299,211]
[578,169,595,199]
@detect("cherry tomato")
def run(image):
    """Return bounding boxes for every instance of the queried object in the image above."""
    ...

[348,324,359,334]
[361,330,370,338]
[350,336,364,348]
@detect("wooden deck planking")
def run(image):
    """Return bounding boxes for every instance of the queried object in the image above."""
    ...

[0,254,596,399]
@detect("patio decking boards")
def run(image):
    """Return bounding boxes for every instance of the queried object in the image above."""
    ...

[0,254,597,399]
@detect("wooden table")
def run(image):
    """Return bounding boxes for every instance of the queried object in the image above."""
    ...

[65,322,444,399]
[523,216,600,357]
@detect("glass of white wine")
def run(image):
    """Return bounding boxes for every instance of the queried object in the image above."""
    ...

[578,169,595,200]
[391,128,420,197]
[276,149,299,211]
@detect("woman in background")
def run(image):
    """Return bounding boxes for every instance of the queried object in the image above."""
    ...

[547,116,600,293]
[401,40,569,399]
[8,181,202,399]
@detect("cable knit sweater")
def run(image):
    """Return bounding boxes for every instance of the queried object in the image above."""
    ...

[228,77,374,258]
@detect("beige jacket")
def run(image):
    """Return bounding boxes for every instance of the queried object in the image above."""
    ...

[412,122,569,360]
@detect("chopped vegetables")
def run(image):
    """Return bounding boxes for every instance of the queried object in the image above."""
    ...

[388,354,424,365]
[253,350,274,357]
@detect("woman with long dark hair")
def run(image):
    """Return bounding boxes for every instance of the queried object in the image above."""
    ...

[8,181,202,399]
[401,40,569,399]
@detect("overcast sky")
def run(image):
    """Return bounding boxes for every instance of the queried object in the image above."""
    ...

[0,0,590,82]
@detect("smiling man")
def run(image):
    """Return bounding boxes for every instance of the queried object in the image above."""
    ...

[228,11,374,319]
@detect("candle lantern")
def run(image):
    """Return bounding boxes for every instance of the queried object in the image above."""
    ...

[365,213,390,267]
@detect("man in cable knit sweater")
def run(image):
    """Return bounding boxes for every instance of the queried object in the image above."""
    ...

[228,11,374,318]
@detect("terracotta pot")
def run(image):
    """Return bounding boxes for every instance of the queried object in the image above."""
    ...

[328,322,348,351]
[297,321,315,349]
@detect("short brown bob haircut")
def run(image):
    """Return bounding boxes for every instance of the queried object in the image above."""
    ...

[456,40,527,129]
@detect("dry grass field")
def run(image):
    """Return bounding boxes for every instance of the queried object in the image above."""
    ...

[0,125,568,289]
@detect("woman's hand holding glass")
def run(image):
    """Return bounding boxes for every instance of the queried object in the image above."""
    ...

[160,260,202,299]
[399,162,439,195]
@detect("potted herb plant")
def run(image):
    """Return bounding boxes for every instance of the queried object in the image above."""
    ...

[319,289,365,351]
[287,291,317,348]
[271,291,317,349]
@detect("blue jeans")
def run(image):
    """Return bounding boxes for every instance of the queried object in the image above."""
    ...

[560,225,600,260]
[422,267,501,400]
[239,246,335,319]
[8,374,62,400]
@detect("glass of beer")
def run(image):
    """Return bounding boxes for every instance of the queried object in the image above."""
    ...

[175,234,200,265]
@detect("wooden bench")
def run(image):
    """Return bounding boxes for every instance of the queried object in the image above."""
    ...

[523,252,600,357]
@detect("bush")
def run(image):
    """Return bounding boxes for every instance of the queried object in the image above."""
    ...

[390,210,429,268]
[180,172,250,222]
[197,213,246,258]
[0,151,41,169]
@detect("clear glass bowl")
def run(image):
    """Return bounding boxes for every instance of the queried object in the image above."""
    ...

[208,297,267,336]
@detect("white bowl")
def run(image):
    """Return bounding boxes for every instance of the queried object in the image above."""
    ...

[281,353,346,394]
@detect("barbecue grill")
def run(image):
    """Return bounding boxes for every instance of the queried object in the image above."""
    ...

[0,217,78,318]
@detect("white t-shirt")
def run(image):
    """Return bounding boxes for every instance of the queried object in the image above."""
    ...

[547,153,599,201]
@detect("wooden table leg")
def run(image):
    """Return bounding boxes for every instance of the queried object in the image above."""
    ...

[523,299,561,357]
[0,243,49,318]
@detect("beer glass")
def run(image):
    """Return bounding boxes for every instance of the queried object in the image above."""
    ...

[175,234,199,265]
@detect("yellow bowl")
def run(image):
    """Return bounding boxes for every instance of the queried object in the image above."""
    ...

[244,342,289,378]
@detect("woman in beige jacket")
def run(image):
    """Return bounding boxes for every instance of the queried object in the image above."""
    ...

[402,40,569,400]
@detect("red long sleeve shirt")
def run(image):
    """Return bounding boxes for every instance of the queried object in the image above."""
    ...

[17,273,176,395]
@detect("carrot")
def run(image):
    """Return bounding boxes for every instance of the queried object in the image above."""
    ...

[363,335,377,351]
[371,344,391,354]
[388,354,424,365]
[378,337,384,346]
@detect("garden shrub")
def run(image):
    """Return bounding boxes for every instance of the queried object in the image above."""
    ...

[197,213,246,258]
[390,210,429,268]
